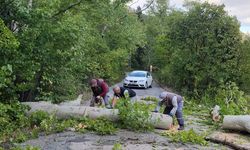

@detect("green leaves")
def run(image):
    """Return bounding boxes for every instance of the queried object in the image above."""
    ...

[116,98,153,132]
[161,129,208,146]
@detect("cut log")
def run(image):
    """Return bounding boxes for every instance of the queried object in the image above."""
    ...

[206,131,250,150]
[222,115,250,133]
[23,101,172,129]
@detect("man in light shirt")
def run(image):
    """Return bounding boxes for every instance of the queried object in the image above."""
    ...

[154,91,184,130]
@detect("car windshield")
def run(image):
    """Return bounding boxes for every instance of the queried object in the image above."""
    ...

[128,72,146,77]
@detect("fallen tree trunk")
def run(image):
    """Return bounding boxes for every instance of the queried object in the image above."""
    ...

[206,136,249,150]
[205,131,250,150]
[222,115,250,133]
[23,101,172,129]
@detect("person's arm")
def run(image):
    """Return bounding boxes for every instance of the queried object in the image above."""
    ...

[112,96,119,108]
[169,96,178,116]
[124,90,129,99]
[99,82,109,97]
[154,98,166,112]
[91,87,95,96]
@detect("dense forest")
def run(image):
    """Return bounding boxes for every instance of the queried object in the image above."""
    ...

[0,0,250,148]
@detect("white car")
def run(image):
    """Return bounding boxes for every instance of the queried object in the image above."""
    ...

[123,70,153,89]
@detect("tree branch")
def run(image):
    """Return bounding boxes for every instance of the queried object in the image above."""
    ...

[136,0,154,14]
[52,0,83,18]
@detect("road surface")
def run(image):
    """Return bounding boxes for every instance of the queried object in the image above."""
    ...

[19,82,231,150]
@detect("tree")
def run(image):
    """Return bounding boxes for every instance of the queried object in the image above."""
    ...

[167,2,242,97]
[0,0,146,103]
[239,35,250,93]
[0,18,20,102]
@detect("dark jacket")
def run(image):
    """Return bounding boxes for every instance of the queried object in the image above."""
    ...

[161,92,183,107]
[91,79,109,97]
[114,87,136,98]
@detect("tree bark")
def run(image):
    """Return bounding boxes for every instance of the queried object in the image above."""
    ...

[205,136,250,150]
[23,101,173,129]
[222,115,250,133]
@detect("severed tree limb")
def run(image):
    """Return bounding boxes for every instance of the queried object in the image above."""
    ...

[222,115,250,133]
[23,101,173,129]
[205,136,250,150]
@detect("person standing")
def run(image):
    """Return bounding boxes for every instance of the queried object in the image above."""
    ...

[154,91,184,130]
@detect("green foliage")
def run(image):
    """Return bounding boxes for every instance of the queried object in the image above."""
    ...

[0,0,145,104]
[10,145,40,150]
[239,36,250,93]
[29,111,50,127]
[116,98,153,132]
[0,18,19,102]
[147,2,242,99]
[82,117,117,135]
[161,129,208,146]
[0,102,29,133]
[112,142,123,150]
[140,96,159,102]
[214,82,249,115]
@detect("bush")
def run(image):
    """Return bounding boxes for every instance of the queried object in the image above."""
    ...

[116,98,153,132]
[82,117,117,135]
[29,111,50,127]
[215,82,249,115]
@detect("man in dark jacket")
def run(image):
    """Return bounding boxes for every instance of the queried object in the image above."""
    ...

[89,78,109,107]
[154,91,184,130]
[111,86,136,108]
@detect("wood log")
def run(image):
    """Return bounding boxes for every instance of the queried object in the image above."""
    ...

[23,101,172,129]
[222,115,250,133]
[205,136,250,150]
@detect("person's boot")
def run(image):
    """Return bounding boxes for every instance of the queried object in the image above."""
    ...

[178,125,184,130]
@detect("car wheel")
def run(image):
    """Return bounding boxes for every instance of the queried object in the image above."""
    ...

[149,81,153,88]
[144,82,148,89]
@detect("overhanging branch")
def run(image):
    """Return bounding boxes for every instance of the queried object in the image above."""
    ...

[52,0,83,18]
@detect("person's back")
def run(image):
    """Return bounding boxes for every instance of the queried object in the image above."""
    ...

[114,87,136,98]
[112,86,136,108]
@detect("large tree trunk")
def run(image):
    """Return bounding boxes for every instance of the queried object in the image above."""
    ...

[23,101,173,129]
[222,115,250,133]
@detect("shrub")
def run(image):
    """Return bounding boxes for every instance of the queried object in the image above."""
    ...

[83,117,117,135]
[116,98,153,132]
[29,111,50,127]
[215,82,249,115]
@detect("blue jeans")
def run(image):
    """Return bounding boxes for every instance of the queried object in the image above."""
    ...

[163,101,184,127]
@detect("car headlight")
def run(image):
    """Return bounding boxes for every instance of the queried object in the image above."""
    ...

[139,80,145,82]
[124,79,129,82]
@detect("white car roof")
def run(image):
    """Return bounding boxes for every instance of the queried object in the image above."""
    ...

[131,70,148,73]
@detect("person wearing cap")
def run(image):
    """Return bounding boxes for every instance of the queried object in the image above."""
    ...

[111,86,136,108]
[89,78,110,107]
[154,91,184,130]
